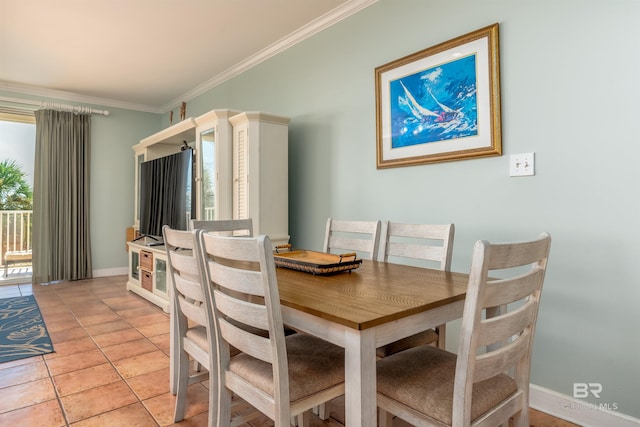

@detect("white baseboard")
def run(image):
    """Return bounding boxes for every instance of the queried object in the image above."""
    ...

[530,384,640,427]
[92,267,127,278]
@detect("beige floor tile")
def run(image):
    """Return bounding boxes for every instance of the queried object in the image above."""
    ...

[126,312,169,327]
[0,359,50,388]
[148,332,171,351]
[44,336,98,360]
[53,362,121,396]
[0,378,57,414]
[113,349,170,378]
[60,380,138,424]
[91,327,145,348]
[46,348,108,376]
[101,337,158,361]
[48,326,89,344]
[125,367,171,400]
[143,384,209,426]
[0,399,66,427]
[83,319,132,336]
[70,402,158,427]
[75,311,122,327]
[137,321,170,337]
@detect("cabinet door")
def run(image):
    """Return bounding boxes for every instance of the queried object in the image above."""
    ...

[200,128,217,220]
[233,122,249,220]
[154,257,167,295]
[130,250,140,282]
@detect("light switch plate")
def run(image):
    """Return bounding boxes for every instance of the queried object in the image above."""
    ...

[510,153,535,176]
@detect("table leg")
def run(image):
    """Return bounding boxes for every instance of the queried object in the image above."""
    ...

[344,327,376,427]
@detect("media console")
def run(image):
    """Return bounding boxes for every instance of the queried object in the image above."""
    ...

[126,239,170,312]
[127,109,290,309]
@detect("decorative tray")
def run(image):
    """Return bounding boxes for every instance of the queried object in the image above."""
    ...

[273,247,362,275]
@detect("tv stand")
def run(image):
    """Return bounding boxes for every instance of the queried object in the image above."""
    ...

[126,239,169,312]
[127,109,290,310]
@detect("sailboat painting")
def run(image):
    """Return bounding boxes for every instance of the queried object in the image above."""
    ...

[390,54,478,148]
[376,23,501,168]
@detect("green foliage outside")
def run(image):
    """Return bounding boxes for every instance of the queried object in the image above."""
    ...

[0,159,33,210]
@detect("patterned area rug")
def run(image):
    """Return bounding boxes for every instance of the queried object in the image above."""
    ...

[0,295,54,363]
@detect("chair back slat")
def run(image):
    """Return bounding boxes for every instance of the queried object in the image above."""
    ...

[378,222,454,271]
[207,261,265,297]
[218,316,273,363]
[178,297,208,326]
[485,238,550,270]
[213,287,269,332]
[385,242,445,263]
[191,218,253,237]
[173,273,204,306]
[477,299,538,348]
[170,253,201,287]
[483,269,545,309]
[323,218,381,260]
[473,328,531,383]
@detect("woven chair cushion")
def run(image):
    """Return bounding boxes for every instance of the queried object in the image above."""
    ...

[185,325,208,349]
[377,345,517,425]
[228,333,344,402]
[376,328,439,358]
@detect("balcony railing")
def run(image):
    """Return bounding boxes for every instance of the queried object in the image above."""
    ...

[1,210,32,278]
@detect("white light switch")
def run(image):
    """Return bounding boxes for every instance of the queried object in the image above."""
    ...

[510,153,535,177]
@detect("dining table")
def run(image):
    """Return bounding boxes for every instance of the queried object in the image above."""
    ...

[275,259,469,427]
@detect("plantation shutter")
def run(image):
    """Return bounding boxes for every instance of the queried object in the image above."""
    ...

[233,125,248,220]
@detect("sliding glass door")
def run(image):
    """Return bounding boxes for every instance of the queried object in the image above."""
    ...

[0,116,35,285]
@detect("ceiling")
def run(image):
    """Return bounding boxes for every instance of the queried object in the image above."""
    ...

[0,0,375,113]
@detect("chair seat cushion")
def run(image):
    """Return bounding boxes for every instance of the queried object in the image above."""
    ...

[185,325,208,349]
[229,333,344,402]
[376,328,439,358]
[377,345,517,425]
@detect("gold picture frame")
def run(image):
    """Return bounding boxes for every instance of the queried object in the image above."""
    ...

[375,23,501,168]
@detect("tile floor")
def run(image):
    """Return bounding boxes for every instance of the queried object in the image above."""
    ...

[0,276,580,426]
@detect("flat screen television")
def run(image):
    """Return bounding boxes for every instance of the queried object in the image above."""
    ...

[138,149,194,240]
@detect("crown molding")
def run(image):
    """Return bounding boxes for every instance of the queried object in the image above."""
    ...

[0,81,161,114]
[161,0,379,113]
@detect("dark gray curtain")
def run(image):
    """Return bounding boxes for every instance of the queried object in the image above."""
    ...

[33,110,92,283]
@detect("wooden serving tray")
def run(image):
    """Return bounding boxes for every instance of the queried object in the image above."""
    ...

[273,250,362,275]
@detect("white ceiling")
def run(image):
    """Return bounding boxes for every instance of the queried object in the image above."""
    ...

[0,0,376,113]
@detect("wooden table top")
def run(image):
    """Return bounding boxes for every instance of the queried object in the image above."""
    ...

[276,260,469,330]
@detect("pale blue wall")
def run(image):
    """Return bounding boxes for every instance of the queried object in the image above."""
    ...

[182,0,640,417]
[89,108,160,271]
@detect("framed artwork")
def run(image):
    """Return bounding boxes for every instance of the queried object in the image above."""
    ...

[375,23,501,168]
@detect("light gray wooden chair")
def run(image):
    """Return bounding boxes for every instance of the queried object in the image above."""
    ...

[376,222,454,356]
[323,218,381,260]
[190,218,253,236]
[198,233,346,427]
[377,232,551,427]
[163,225,217,427]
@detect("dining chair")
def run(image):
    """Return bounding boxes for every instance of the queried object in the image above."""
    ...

[190,218,253,236]
[323,218,381,260]
[198,232,346,427]
[163,225,217,427]
[376,222,455,356]
[377,232,551,427]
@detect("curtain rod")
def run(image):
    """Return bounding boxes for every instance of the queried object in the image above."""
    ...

[0,96,110,116]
